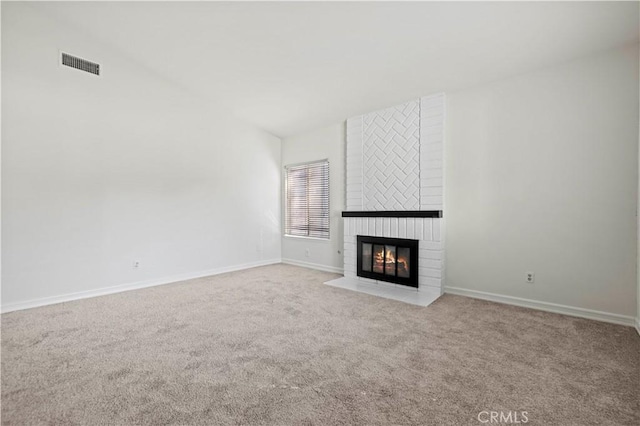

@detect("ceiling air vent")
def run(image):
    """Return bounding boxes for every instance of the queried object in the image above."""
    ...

[61,52,100,76]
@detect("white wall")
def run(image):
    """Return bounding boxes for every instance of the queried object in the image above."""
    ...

[281,124,345,273]
[1,3,281,309]
[446,44,639,319]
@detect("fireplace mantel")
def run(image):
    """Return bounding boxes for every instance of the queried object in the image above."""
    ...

[342,211,442,218]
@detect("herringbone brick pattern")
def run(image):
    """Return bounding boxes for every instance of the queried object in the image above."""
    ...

[363,100,420,211]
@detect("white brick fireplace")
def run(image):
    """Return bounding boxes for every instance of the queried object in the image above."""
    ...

[326,93,445,306]
[343,217,443,288]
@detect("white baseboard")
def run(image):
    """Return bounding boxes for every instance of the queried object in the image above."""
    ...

[1,258,282,314]
[445,286,636,327]
[635,318,640,336]
[281,258,343,274]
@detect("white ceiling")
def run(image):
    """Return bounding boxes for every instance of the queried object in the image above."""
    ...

[33,1,639,138]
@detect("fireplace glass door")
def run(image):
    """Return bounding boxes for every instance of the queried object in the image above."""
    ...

[357,236,419,288]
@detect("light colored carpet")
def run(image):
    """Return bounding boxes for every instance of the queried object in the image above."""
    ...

[1,264,638,425]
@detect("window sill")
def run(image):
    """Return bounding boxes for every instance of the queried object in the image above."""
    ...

[284,234,331,242]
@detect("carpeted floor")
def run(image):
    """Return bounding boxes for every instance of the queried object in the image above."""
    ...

[1,264,638,425]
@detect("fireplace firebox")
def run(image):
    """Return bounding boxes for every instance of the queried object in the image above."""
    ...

[356,236,419,288]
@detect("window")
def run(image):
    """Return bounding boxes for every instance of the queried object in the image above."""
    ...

[285,160,330,239]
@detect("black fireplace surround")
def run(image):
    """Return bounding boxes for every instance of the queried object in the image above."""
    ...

[356,236,419,288]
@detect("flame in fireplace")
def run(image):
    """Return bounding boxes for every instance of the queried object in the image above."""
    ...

[375,249,405,265]
[375,250,395,264]
[373,247,408,274]
[386,249,395,264]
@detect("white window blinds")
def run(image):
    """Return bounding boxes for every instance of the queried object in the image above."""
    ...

[285,160,330,239]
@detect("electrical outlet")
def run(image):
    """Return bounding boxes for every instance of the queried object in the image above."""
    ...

[133,260,140,269]
[305,249,310,258]
[526,271,535,283]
